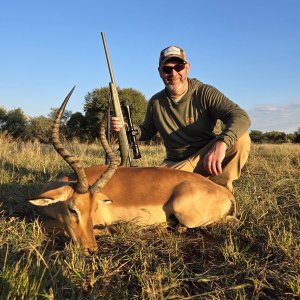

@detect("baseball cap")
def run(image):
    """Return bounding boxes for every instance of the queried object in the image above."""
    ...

[159,46,188,66]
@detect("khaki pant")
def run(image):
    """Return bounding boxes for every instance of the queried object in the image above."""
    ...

[159,132,251,192]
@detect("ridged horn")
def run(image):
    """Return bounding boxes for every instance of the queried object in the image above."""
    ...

[52,86,89,194]
[90,112,120,193]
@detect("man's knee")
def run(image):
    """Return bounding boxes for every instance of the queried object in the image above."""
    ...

[209,132,251,191]
[228,132,251,159]
[159,159,194,172]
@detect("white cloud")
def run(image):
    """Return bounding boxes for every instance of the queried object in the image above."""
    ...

[248,102,300,133]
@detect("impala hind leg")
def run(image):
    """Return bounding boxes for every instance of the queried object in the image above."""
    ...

[169,181,233,229]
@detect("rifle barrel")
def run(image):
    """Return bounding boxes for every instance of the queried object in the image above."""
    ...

[101,32,131,166]
[101,32,116,85]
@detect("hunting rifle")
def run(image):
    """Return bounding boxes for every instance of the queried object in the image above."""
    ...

[101,32,141,166]
[121,100,141,160]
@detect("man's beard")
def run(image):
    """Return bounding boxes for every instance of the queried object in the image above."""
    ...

[165,80,184,96]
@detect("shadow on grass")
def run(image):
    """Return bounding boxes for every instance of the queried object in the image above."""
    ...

[0,161,71,211]
[0,182,42,218]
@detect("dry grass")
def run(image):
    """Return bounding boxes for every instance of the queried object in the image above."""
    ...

[0,133,299,299]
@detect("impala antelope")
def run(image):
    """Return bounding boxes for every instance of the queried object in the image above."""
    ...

[29,87,237,254]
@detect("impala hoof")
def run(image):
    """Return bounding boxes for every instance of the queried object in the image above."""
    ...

[84,246,98,255]
[175,223,187,234]
[224,215,239,226]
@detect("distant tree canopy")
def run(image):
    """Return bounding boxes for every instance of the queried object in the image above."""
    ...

[66,112,88,141]
[83,86,147,141]
[0,107,28,138]
[26,116,52,143]
[0,106,7,129]
[294,128,300,143]
[249,129,299,144]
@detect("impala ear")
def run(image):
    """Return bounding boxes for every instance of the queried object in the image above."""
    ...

[29,197,67,206]
[29,185,74,206]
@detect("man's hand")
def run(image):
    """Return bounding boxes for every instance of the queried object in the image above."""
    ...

[202,141,227,176]
[111,116,123,132]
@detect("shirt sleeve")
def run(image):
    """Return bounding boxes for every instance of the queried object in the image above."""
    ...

[136,98,158,141]
[202,85,251,148]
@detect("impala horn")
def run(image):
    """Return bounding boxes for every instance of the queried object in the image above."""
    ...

[90,111,120,193]
[52,86,89,194]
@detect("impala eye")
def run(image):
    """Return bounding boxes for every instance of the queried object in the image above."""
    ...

[68,206,78,216]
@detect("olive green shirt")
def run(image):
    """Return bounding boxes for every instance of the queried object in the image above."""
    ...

[138,78,251,161]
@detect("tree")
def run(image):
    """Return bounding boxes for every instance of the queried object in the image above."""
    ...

[83,87,110,140]
[66,112,88,141]
[1,108,28,138]
[250,130,266,143]
[287,133,296,143]
[0,106,7,129]
[264,131,288,143]
[26,116,52,143]
[294,127,300,143]
[84,86,147,141]
[118,88,148,124]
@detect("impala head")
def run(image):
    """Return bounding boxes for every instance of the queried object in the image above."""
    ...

[29,87,119,254]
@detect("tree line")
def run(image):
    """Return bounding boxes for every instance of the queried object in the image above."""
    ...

[0,87,148,143]
[250,130,300,144]
[1,86,300,144]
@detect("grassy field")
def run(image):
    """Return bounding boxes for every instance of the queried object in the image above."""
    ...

[0,133,299,299]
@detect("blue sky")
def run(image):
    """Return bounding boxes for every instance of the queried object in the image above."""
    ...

[0,0,299,133]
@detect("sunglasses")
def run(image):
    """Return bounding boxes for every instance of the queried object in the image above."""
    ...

[160,63,186,74]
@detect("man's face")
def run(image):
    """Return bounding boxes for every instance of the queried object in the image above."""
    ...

[158,58,190,96]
